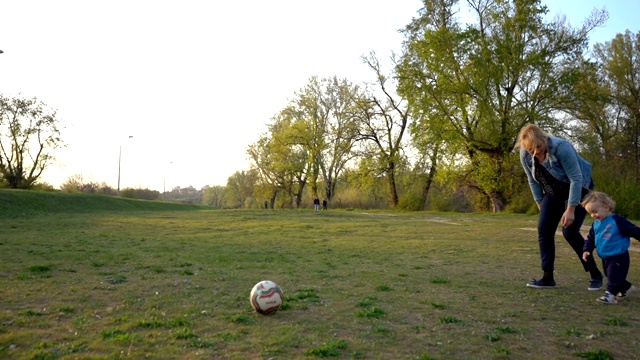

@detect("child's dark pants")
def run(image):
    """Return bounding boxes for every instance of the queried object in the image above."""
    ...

[602,252,631,294]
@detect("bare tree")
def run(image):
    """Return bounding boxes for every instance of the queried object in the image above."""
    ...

[0,95,63,189]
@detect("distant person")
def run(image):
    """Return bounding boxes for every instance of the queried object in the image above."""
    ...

[581,191,640,304]
[322,198,328,211]
[264,200,268,209]
[313,197,320,211]
[516,123,603,290]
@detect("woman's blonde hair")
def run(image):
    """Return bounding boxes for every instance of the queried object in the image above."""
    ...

[515,123,549,151]
[581,191,616,210]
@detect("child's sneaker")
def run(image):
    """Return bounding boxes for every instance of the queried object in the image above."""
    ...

[597,291,617,304]
[616,285,636,299]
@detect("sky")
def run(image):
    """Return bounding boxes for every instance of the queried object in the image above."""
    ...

[1,1,638,192]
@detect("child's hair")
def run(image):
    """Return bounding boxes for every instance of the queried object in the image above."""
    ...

[515,123,549,151]
[581,191,616,210]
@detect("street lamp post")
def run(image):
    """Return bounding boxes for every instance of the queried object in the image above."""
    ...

[117,136,133,196]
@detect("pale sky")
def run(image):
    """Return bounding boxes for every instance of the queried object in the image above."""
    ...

[1,1,638,192]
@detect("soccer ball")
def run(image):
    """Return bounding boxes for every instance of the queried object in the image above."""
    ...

[250,280,284,315]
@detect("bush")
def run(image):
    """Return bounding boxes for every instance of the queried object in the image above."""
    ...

[428,186,472,212]
[32,182,58,192]
[397,191,424,211]
[596,181,640,220]
[505,188,535,214]
[120,188,161,201]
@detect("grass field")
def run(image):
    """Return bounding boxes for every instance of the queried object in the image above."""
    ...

[1,190,639,359]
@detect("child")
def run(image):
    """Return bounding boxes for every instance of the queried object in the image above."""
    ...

[581,191,640,304]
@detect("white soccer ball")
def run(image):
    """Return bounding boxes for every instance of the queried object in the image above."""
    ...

[250,280,284,315]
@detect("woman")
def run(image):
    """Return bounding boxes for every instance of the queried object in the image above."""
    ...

[517,123,603,290]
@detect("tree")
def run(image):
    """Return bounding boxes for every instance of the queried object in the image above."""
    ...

[202,185,225,207]
[561,30,640,218]
[592,31,640,182]
[408,108,452,209]
[396,0,607,211]
[0,95,63,189]
[60,174,116,195]
[353,52,411,207]
[249,76,361,209]
[225,170,258,208]
[247,134,280,207]
[318,77,361,203]
[560,58,615,162]
[248,111,310,209]
[288,76,360,203]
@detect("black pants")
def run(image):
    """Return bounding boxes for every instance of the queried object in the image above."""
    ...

[602,252,631,294]
[537,194,599,274]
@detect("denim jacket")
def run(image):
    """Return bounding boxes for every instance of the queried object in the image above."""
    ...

[520,136,593,206]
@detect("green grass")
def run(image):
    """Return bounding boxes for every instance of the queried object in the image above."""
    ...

[1,190,640,359]
[0,189,205,216]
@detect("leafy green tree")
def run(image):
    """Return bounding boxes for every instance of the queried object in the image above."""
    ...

[250,77,360,208]
[0,95,63,189]
[593,30,640,182]
[286,76,361,203]
[248,111,309,208]
[396,0,606,211]
[408,111,448,210]
[561,30,640,218]
[224,170,258,209]
[560,58,614,161]
[248,132,283,207]
[287,77,326,199]
[202,185,225,207]
[353,52,411,207]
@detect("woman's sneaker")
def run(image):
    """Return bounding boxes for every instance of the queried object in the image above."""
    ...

[526,279,556,288]
[597,291,617,304]
[616,285,636,299]
[588,279,603,291]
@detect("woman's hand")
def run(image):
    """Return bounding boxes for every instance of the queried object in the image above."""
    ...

[582,251,590,262]
[561,206,576,227]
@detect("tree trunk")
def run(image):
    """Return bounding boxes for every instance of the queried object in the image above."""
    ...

[421,172,436,210]
[421,148,439,210]
[489,190,507,212]
[324,179,333,202]
[295,192,303,209]
[269,189,277,209]
[387,163,399,207]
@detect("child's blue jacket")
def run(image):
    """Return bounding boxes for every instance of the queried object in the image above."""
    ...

[584,214,640,258]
